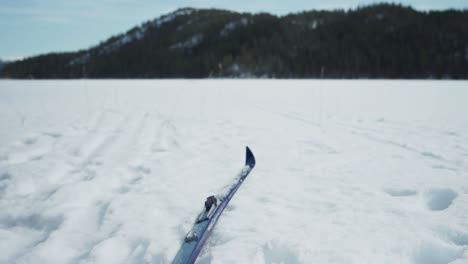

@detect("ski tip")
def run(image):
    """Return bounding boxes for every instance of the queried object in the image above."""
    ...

[245,146,256,168]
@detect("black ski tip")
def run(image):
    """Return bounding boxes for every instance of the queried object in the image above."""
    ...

[245,146,256,168]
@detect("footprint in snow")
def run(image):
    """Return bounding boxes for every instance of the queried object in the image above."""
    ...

[413,240,463,264]
[0,172,12,195]
[420,151,444,161]
[5,148,49,165]
[129,164,151,174]
[262,241,300,264]
[438,227,468,247]
[22,135,38,145]
[444,131,458,137]
[0,152,7,161]
[0,213,63,233]
[424,188,457,211]
[0,172,12,181]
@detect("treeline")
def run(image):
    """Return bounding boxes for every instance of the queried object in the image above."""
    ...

[1,4,468,79]
[0,60,7,72]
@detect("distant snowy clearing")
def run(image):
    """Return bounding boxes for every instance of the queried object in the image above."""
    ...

[0,80,467,264]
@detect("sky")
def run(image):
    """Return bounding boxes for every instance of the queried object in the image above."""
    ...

[1,0,467,60]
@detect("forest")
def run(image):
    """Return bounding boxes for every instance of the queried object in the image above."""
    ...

[1,4,467,79]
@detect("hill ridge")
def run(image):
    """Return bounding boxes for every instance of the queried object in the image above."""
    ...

[2,4,468,79]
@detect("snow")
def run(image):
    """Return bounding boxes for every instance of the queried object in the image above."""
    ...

[69,26,146,64]
[220,18,249,37]
[98,28,146,56]
[103,8,194,53]
[425,188,458,211]
[170,34,204,50]
[69,8,195,62]
[153,9,194,28]
[0,80,467,264]
[310,20,318,29]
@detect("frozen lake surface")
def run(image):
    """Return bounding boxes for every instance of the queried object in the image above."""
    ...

[0,80,467,264]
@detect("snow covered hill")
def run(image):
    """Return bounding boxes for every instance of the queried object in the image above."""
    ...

[3,5,468,79]
[0,80,467,264]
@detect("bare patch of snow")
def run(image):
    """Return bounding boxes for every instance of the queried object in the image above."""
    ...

[98,27,146,55]
[291,19,321,30]
[309,20,318,29]
[72,8,195,61]
[170,34,204,50]
[152,8,194,28]
[220,18,249,37]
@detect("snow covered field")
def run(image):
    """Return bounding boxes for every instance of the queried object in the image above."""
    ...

[0,80,467,264]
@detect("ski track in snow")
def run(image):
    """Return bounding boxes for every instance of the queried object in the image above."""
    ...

[0,80,467,264]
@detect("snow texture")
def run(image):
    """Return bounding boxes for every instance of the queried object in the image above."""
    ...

[0,80,467,264]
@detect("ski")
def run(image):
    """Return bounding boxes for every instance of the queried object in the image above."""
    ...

[172,146,256,264]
